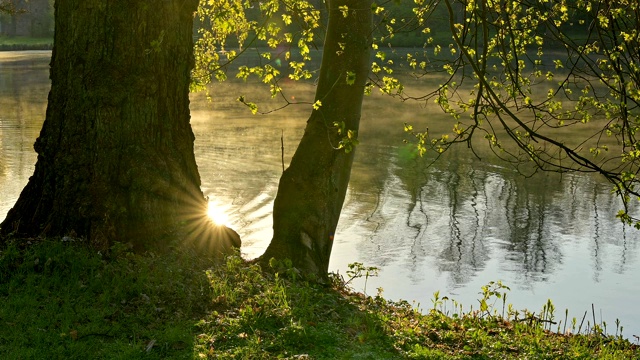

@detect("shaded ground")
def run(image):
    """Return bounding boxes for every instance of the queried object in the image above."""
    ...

[0,238,638,359]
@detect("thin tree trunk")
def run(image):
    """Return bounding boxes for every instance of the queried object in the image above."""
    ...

[1,0,238,253]
[260,0,372,277]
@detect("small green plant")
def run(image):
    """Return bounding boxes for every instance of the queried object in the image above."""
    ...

[344,262,379,294]
[333,121,360,153]
[478,280,511,318]
[268,256,302,282]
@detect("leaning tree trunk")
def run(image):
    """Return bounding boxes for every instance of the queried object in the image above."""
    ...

[260,0,372,277]
[1,0,237,253]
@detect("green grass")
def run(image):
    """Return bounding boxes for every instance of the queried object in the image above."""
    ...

[0,239,212,359]
[1,239,638,359]
[0,36,53,50]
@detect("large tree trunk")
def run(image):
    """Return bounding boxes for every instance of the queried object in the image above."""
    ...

[260,0,372,277]
[1,0,237,253]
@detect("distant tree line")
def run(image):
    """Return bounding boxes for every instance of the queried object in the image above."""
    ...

[0,0,53,37]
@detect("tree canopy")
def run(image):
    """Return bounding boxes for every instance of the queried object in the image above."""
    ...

[395,0,640,225]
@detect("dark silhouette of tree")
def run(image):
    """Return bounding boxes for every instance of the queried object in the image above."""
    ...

[258,0,373,277]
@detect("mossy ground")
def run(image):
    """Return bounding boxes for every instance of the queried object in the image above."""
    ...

[1,239,638,359]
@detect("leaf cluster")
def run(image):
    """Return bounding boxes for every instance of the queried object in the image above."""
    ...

[372,0,640,225]
[192,0,321,108]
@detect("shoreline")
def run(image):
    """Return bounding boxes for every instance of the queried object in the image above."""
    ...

[0,43,52,51]
[0,36,53,51]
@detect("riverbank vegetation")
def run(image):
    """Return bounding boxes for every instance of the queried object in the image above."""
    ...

[1,239,637,359]
[0,36,52,50]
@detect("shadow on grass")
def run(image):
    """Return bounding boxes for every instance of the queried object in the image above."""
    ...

[0,239,212,359]
[1,239,638,359]
[0,239,401,359]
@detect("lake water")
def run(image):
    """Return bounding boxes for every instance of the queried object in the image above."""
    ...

[1,51,639,339]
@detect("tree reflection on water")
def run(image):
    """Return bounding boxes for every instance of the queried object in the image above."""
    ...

[345,143,638,287]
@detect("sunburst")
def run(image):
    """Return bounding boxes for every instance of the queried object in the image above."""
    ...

[207,201,231,227]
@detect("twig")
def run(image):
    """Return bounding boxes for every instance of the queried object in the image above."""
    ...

[578,310,587,334]
[592,304,597,334]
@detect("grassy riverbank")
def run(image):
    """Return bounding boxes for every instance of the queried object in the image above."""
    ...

[1,239,638,359]
[0,36,53,51]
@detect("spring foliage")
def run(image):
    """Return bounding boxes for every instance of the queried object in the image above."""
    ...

[193,0,640,224]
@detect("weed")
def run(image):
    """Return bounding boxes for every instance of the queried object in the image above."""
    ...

[344,262,379,295]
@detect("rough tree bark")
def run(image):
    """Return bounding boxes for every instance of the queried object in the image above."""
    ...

[0,0,239,253]
[260,0,372,277]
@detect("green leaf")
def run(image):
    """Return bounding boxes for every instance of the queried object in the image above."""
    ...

[346,71,356,85]
[338,5,349,18]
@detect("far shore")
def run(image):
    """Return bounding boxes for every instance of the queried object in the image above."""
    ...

[0,36,53,51]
